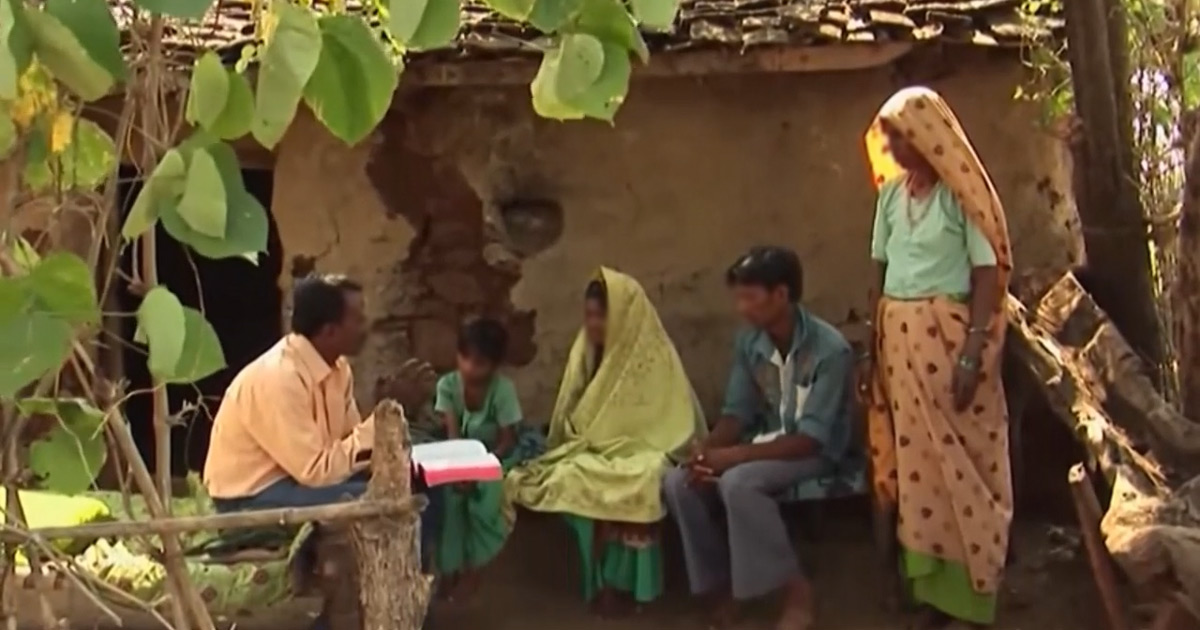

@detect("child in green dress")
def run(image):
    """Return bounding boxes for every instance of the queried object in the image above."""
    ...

[434,318,522,600]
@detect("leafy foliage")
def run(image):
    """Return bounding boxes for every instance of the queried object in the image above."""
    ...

[0,0,681,495]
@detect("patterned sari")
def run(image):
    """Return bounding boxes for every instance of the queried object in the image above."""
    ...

[863,87,1015,624]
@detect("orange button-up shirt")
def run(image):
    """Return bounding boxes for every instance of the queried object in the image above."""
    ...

[203,334,375,499]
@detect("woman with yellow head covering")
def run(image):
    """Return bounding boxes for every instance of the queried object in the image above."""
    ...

[505,268,706,614]
[862,87,1014,628]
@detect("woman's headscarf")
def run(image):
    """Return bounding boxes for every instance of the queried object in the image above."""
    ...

[864,86,1013,317]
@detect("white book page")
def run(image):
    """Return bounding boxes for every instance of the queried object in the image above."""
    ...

[412,439,495,469]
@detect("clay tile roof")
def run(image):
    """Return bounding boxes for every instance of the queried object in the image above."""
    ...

[111,0,1063,63]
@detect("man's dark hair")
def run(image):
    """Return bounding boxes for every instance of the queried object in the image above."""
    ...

[290,274,363,338]
[458,318,509,364]
[725,246,804,301]
[584,279,607,308]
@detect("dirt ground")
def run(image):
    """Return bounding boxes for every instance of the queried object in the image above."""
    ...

[432,503,1100,630]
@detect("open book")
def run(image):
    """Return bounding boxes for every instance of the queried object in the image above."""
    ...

[412,439,502,487]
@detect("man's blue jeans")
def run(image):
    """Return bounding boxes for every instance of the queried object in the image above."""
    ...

[213,474,444,629]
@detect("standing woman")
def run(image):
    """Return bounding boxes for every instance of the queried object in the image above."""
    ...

[862,87,1014,628]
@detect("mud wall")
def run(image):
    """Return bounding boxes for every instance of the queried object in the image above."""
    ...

[270,49,1082,416]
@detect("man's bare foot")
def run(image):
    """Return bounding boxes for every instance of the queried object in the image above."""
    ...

[775,578,814,630]
[708,594,740,630]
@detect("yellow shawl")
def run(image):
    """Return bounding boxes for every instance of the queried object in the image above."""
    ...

[505,267,704,523]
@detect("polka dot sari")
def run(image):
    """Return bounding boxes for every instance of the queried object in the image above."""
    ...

[862,87,1014,623]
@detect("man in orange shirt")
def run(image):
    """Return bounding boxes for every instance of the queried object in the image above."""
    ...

[203,274,441,625]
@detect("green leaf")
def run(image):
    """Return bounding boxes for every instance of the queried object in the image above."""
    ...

[176,148,227,238]
[132,0,214,20]
[389,0,429,43]
[304,15,399,146]
[164,308,225,383]
[531,44,584,120]
[573,0,648,63]
[554,32,604,102]
[122,148,186,239]
[566,41,629,121]
[58,119,115,190]
[208,70,254,140]
[186,51,230,131]
[528,0,584,32]
[251,2,322,149]
[23,9,114,101]
[20,397,107,494]
[628,0,677,31]
[160,142,269,259]
[22,123,52,193]
[0,0,21,99]
[481,0,534,22]
[44,0,125,81]
[137,286,186,379]
[26,251,99,326]
[0,278,72,399]
[403,0,461,51]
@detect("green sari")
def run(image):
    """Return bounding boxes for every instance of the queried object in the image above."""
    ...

[505,267,705,602]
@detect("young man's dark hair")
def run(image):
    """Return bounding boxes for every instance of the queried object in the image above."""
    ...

[290,274,363,338]
[457,318,509,365]
[725,246,804,302]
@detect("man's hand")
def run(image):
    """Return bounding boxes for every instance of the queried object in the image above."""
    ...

[375,359,437,411]
[701,446,745,475]
[686,444,746,485]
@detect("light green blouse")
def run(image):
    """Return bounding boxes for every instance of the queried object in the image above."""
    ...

[434,372,523,447]
[870,178,996,300]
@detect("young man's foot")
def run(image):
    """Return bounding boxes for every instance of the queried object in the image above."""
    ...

[775,577,814,630]
[708,594,740,629]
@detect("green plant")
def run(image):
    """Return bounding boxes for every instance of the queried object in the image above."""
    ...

[0,0,680,621]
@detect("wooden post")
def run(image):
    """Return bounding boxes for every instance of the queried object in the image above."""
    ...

[1068,463,1130,630]
[352,400,431,630]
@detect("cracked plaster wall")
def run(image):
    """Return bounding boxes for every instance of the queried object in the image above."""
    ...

[269,52,1082,419]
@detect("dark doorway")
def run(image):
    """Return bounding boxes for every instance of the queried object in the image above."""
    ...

[118,166,283,477]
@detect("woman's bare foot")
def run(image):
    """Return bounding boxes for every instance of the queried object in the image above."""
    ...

[775,577,815,630]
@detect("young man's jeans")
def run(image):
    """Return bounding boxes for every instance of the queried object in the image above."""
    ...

[213,474,444,629]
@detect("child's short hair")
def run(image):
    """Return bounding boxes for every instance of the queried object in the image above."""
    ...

[457,318,508,364]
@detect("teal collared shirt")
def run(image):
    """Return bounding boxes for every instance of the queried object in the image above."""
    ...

[721,307,854,463]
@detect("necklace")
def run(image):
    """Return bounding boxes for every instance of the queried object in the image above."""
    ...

[903,179,935,228]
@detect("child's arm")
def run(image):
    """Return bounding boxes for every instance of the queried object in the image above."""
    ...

[492,425,516,459]
[438,411,461,440]
[433,374,461,440]
[492,377,522,459]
